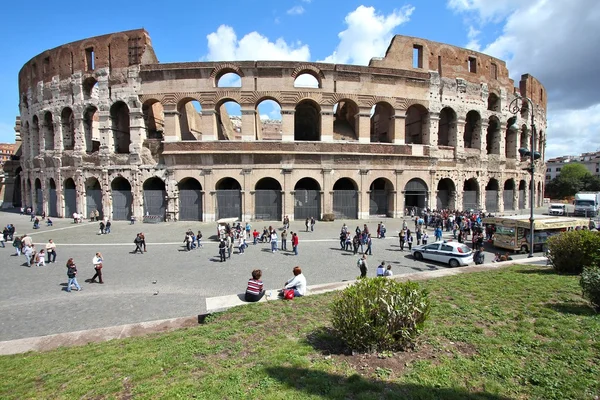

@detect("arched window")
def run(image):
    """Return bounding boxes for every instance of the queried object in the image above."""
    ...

[142,100,165,139]
[486,116,501,155]
[216,100,242,140]
[294,100,320,141]
[216,72,242,88]
[333,100,358,141]
[83,106,99,153]
[438,107,457,147]
[110,101,130,153]
[61,108,75,150]
[256,99,282,140]
[370,102,394,143]
[463,110,481,149]
[405,105,428,144]
[294,73,320,88]
[43,112,55,151]
[177,99,202,141]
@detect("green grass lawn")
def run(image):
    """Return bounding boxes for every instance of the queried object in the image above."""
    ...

[2,265,599,400]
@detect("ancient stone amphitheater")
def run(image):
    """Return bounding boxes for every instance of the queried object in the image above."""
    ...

[14,29,546,222]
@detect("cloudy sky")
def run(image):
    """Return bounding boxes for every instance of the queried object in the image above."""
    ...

[0,0,598,159]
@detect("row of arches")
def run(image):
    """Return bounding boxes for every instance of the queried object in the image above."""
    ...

[23,175,541,222]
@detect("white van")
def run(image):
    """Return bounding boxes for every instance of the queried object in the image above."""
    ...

[548,203,566,216]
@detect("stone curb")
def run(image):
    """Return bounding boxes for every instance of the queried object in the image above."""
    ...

[0,257,546,356]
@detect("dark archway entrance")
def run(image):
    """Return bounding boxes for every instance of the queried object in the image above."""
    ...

[463,179,479,211]
[143,177,167,220]
[49,179,58,217]
[34,179,43,215]
[111,177,132,221]
[294,178,321,220]
[369,178,393,217]
[13,168,22,208]
[504,180,515,211]
[485,179,500,212]
[255,178,282,221]
[178,178,203,221]
[86,178,103,219]
[519,180,527,209]
[64,178,77,217]
[333,178,358,219]
[216,178,241,220]
[294,100,321,141]
[404,178,428,212]
[436,179,456,210]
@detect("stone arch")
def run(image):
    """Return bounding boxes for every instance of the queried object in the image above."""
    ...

[333,99,358,140]
[177,97,202,141]
[294,99,321,141]
[486,116,501,155]
[215,177,242,220]
[48,178,58,217]
[292,65,324,88]
[34,178,43,215]
[294,177,321,220]
[488,92,501,111]
[333,178,358,219]
[31,115,40,157]
[110,101,130,153]
[255,177,283,221]
[142,99,164,139]
[485,178,500,212]
[518,179,527,209]
[85,177,103,219]
[405,104,428,144]
[143,177,167,219]
[82,77,99,100]
[503,179,516,211]
[436,178,456,210]
[404,178,428,211]
[438,107,457,147]
[256,98,282,140]
[14,167,22,208]
[178,177,203,221]
[215,98,242,140]
[291,65,325,80]
[83,105,100,153]
[463,110,481,149]
[210,63,245,81]
[216,72,242,88]
[111,176,132,220]
[520,124,529,150]
[61,107,75,150]
[505,117,518,158]
[43,111,55,151]
[369,177,394,217]
[64,177,77,217]
[370,101,394,143]
[463,178,479,210]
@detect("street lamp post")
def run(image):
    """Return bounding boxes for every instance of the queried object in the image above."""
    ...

[509,94,541,258]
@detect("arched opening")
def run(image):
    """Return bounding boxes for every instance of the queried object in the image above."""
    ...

[520,125,529,150]
[216,100,242,140]
[110,101,130,154]
[64,178,77,217]
[486,116,501,155]
[216,178,242,220]
[48,178,58,217]
[142,100,164,140]
[256,99,282,140]
[333,100,358,141]
[255,178,283,221]
[82,77,99,100]
[463,179,479,211]
[294,177,321,220]
[31,116,40,157]
[438,107,457,147]
[404,178,428,213]
[503,179,516,211]
[111,177,132,220]
[143,177,167,220]
[83,105,100,153]
[485,179,500,212]
[436,178,456,210]
[178,178,203,221]
[487,93,501,111]
[35,178,43,215]
[463,110,481,149]
[216,72,242,88]
[13,167,22,208]
[85,177,103,220]
[26,179,32,209]
[333,178,358,219]
[369,178,394,217]
[294,73,320,88]
[61,108,75,150]
[43,112,55,151]
[518,180,527,209]
[405,105,428,144]
[505,117,518,159]
[370,102,394,143]
[294,99,320,141]
[177,99,202,141]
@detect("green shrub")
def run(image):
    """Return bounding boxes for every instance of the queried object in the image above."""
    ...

[547,230,600,274]
[321,213,335,222]
[580,267,600,312]
[330,278,430,352]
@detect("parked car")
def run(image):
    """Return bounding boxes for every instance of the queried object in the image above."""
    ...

[411,241,474,268]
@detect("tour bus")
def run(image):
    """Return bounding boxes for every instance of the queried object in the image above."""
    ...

[483,215,589,253]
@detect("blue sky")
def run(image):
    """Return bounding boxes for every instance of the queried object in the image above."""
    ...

[1,0,598,159]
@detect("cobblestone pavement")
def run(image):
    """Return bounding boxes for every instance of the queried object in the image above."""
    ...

[0,209,542,341]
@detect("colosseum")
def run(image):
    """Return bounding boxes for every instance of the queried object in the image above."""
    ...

[13,28,547,222]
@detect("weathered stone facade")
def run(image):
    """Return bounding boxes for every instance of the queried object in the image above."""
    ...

[16,29,546,222]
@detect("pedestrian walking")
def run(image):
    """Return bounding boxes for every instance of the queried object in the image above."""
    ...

[357,254,368,278]
[140,232,147,252]
[270,230,278,252]
[226,234,233,258]
[105,220,112,234]
[366,234,373,255]
[89,252,104,284]
[218,239,227,262]
[305,218,309,232]
[133,234,144,254]
[13,235,22,256]
[291,232,299,255]
[281,230,288,251]
[310,217,315,232]
[407,233,413,251]
[66,258,82,292]
[23,244,33,267]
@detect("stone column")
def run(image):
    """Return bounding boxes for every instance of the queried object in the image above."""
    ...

[513,189,518,212]
[73,115,85,152]
[54,120,63,153]
[357,110,371,144]
[453,119,465,157]
[479,121,488,156]
[201,109,217,141]
[102,169,111,220]
[394,170,404,216]
[479,187,485,211]
[428,112,440,147]
[498,126,507,159]
[359,169,369,219]
[241,168,252,221]
[98,109,111,153]
[241,108,256,141]
[280,109,295,142]
[202,169,215,221]
[282,168,294,221]
[394,111,406,144]
[129,108,145,165]
[322,168,332,217]
[320,111,333,142]
[162,104,180,142]
[497,189,504,213]
[455,189,463,211]
[131,169,143,220]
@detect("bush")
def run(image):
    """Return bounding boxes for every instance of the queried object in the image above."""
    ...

[330,278,430,352]
[580,267,600,312]
[321,213,335,222]
[547,230,600,274]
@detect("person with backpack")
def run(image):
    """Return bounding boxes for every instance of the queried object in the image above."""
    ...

[357,254,368,278]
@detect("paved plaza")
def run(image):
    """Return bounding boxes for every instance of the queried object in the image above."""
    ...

[0,210,540,342]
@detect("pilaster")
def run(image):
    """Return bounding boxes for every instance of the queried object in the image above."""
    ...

[281,109,295,142]
[162,104,180,142]
[241,108,256,141]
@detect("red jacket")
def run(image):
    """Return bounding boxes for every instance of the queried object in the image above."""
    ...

[292,235,299,246]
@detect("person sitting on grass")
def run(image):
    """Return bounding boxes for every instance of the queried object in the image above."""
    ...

[245,269,265,302]
[281,266,307,297]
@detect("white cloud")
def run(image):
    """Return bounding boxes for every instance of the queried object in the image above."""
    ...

[205,25,310,61]
[287,6,305,15]
[465,25,481,51]
[260,114,270,121]
[447,0,523,23]
[321,5,414,65]
[546,104,600,159]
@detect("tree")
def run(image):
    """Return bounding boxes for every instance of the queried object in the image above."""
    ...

[559,163,591,182]
[546,163,593,199]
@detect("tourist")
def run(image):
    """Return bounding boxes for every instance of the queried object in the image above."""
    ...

[357,254,368,278]
[376,261,386,277]
[399,230,406,251]
[89,252,104,284]
[245,269,265,302]
[474,246,485,265]
[218,239,227,262]
[23,243,33,267]
[422,231,429,245]
[45,239,57,263]
[365,234,373,255]
[46,217,53,226]
[36,249,46,266]
[196,230,203,248]
[384,264,393,277]
[140,232,147,252]
[66,258,82,292]
[252,229,259,245]
[227,233,233,258]
[281,229,288,251]
[105,220,111,234]
[310,217,315,232]
[291,231,299,255]
[238,235,246,254]
[380,222,386,238]
[270,230,278,253]
[32,218,40,230]
[99,221,105,234]
[13,235,22,256]
[282,266,307,297]
[305,218,309,232]
[407,232,414,251]
[283,215,289,230]
[133,234,144,254]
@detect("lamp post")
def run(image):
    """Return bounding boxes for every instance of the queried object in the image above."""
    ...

[509,94,541,258]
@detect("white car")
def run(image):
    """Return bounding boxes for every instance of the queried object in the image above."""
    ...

[411,241,474,268]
